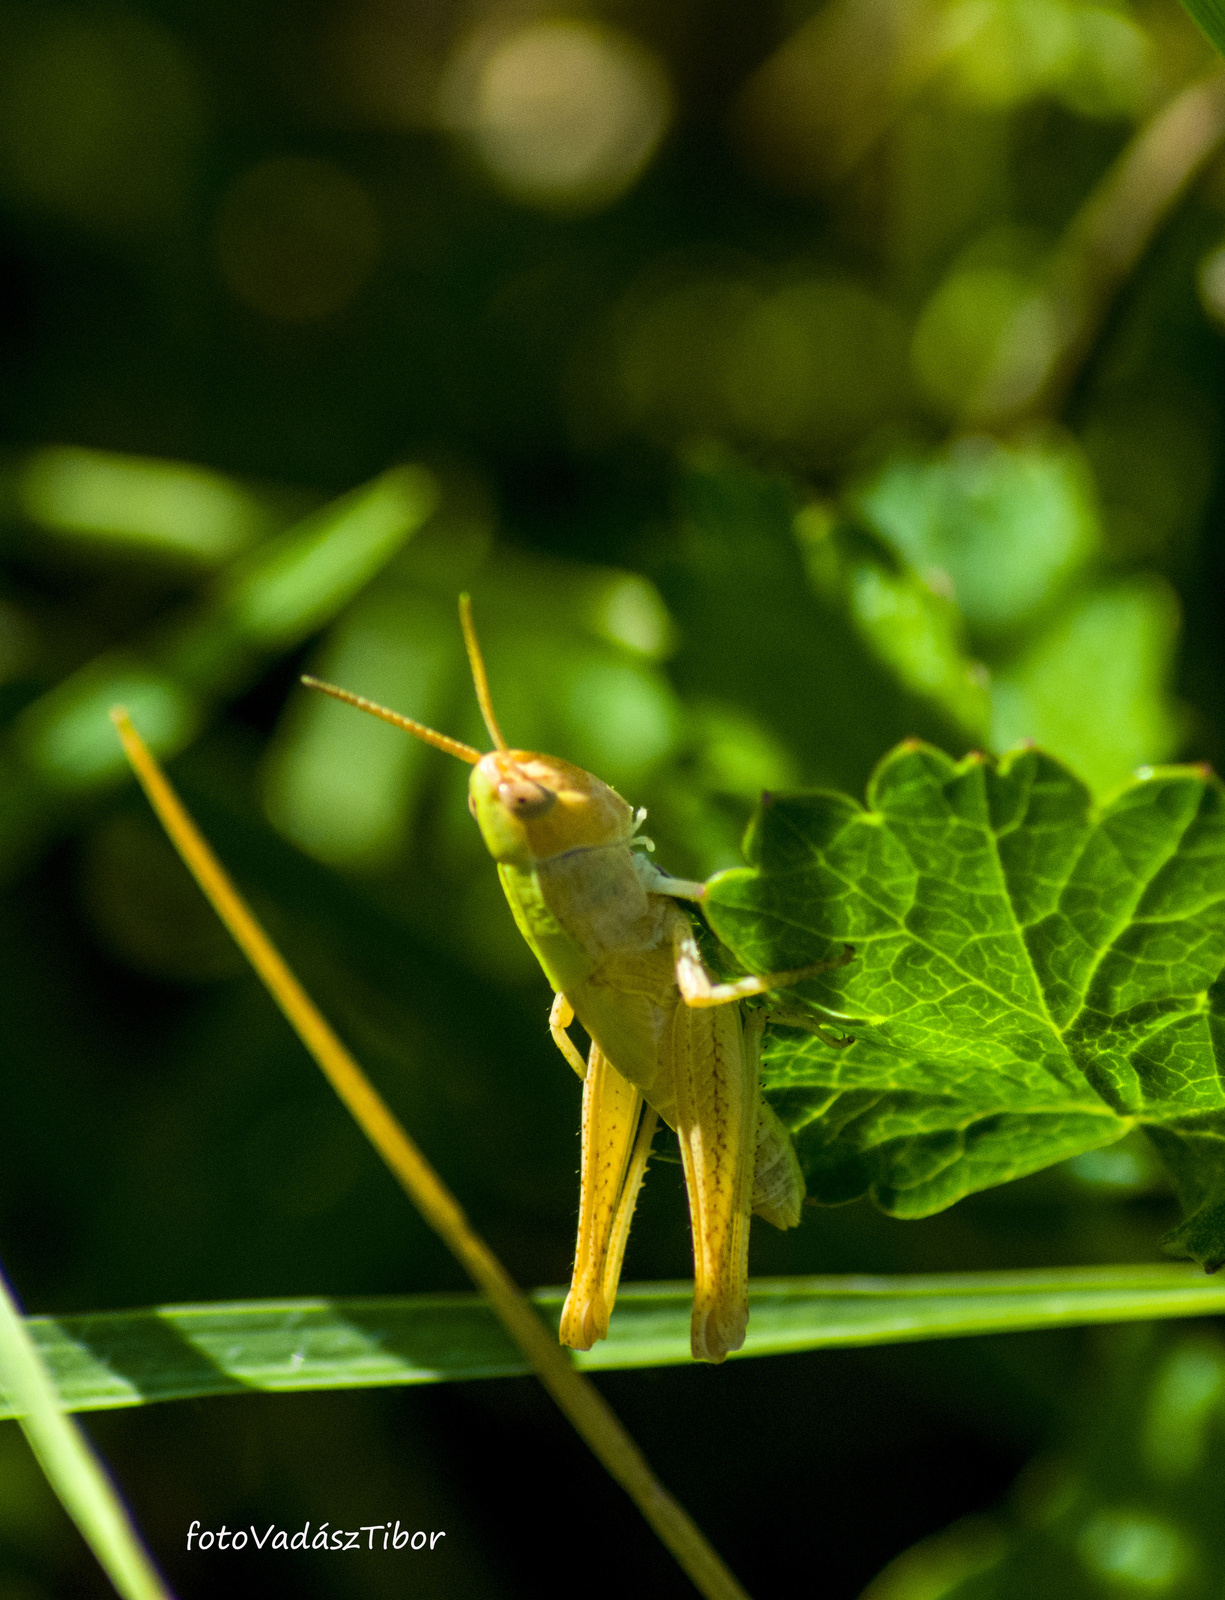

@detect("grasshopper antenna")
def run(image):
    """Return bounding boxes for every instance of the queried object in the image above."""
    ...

[300,677,483,765]
[459,593,508,751]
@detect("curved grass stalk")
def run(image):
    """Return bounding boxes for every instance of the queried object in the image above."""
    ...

[110,709,749,1600]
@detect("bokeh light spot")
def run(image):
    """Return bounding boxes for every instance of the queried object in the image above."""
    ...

[588,574,674,660]
[615,271,909,462]
[1142,1340,1225,1482]
[560,652,679,785]
[912,264,1059,420]
[941,0,1151,115]
[440,21,671,210]
[1198,241,1225,326]
[725,279,911,453]
[1077,1508,1191,1589]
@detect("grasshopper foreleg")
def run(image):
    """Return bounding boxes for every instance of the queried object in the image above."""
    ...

[671,920,854,1009]
[648,874,708,901]
[548,992,589,1080]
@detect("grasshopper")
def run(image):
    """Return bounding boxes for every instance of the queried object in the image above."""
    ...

[303,598,853,1362]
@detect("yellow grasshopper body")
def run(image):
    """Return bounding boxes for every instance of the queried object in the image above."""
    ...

[305,599,852,1362]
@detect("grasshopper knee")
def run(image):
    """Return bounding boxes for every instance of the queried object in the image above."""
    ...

[691,1299,747,1364]
[559,1288,608,1351]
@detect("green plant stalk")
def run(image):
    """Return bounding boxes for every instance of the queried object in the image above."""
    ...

[0,1262,172,1600]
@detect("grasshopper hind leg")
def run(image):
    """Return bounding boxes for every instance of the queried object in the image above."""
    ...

[673,996,757,1363]
[560,1045,653,1351]
[598,1102,658,1317]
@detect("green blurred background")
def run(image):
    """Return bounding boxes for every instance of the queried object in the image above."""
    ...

[3,0,1225,1594]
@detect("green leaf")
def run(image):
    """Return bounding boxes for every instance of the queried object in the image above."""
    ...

[851,436,1100,638]
[796,505,990,740]
[168,463,439,685]
[5,1269,1225,1416]
[654,447,980,810]
[989,579,1186,796]
[703,741,1225,1264]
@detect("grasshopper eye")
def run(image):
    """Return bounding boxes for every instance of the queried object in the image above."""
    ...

[497,778,556,819]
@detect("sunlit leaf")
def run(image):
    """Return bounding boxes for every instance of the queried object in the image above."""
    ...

[14,656,200,787]
[704,741,1225,1265]
[798,504,990,738]
[264,585,464,868]
[196,464,438,658]
[3,466,439,810]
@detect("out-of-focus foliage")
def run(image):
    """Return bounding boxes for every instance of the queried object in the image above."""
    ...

[1180,0,1225,60]
[3,0,1225,1594]
[862,1323,1225,1599]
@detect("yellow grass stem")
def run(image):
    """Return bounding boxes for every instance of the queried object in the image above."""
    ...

[109,707,750,1600]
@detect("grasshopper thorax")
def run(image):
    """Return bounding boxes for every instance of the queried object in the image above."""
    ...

[468,751,634,867]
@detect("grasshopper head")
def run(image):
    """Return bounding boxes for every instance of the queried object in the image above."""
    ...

[468,751,633,866]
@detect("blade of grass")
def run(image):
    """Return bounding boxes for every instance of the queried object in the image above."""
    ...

[0,1260,172,1599]
[11,1266,1225,1418]
[109,708,750,1600]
